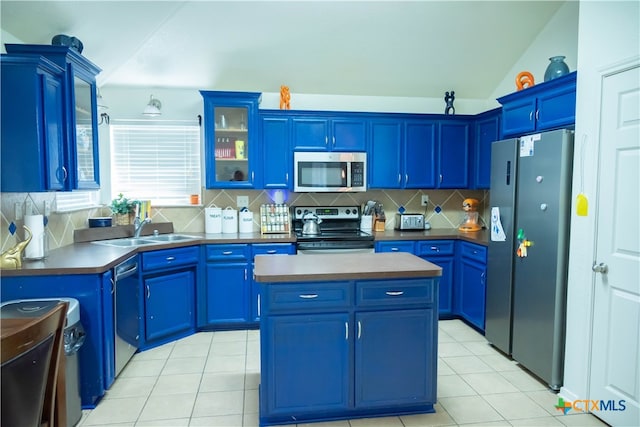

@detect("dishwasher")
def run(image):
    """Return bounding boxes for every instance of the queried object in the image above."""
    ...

[113,255,140,376]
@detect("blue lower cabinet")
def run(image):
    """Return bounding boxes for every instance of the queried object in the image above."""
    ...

[1,273,114,408]
[458,242,487,331]
[143,270,195,343]
[204,262,249,325]
[259,278,437,426]
[420,256,454,317]
[262,313,351,416]
[355,309,434,408]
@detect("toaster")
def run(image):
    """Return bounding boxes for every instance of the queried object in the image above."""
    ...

[395,213,425,230]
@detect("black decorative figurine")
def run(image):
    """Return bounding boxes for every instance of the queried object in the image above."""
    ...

[444,91,455,115]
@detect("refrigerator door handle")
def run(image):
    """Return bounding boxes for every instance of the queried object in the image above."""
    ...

[506,161,512,186]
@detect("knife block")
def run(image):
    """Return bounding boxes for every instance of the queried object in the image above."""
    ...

[373,215,386,232]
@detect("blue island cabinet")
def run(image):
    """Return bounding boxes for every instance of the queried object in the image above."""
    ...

[0,272,115,408]
[259,278,438,426]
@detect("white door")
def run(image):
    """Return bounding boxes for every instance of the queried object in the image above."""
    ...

[590,64,640,427]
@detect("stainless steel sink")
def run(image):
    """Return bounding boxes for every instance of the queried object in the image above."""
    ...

[145,234,199,242]
[91,234,198,247]
[92,238,157,247]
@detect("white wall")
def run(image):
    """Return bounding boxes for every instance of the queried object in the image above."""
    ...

[561,0,640,402]
[490,1,579,103]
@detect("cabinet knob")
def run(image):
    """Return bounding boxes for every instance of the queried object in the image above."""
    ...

[299,293,319,299]
[385,291,404,296]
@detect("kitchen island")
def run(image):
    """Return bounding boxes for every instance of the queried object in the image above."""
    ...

[254,252,442,426]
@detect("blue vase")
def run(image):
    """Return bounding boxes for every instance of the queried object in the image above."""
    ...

[544,56,570,82]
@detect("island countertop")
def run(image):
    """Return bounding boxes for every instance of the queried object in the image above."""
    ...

[254,252,442,282]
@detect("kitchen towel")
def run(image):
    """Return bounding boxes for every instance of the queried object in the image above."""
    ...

[222,207,238,234]
[490,207,507,242]
[205,207,222,234]
[24,214,46,259]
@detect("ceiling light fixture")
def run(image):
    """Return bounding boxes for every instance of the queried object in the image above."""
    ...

[143,95,162,117]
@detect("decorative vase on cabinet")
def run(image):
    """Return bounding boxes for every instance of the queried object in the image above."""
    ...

[544,56,570,82]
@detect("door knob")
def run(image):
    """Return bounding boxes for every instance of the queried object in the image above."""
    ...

[592,262,608,274]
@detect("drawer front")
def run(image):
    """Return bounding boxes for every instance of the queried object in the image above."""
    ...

[356,279,435,307]
[263,282,351,313]
[252,243,295,256]
[206,244,250,261]
[416,240,455,256]
[459,242,487,263]
[142,246,199,272]
[375,241,415,253]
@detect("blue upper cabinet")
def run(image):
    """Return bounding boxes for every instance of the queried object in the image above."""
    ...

[369,117,436,189]
[201,91,261,188]
[497,71,576,138]
[472,108,501,189]
[260,112,292,189]
[2,44,102,191]
[292,112,367,152]
[437,119,471,188]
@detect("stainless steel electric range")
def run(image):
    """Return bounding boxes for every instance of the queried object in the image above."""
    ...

[292,205,374,254]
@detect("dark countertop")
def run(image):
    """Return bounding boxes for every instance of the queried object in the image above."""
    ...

[1,229,486,277]
[254,252,442,282]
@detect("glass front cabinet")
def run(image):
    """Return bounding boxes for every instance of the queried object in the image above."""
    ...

[201,91,261,188]
[5,44,102,190]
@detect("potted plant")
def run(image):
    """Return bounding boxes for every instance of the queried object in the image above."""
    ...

[110,193,136,225]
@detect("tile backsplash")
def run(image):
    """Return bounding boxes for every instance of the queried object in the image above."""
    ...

[1,189,488,252]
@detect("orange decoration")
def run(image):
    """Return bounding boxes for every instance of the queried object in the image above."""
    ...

[516,71,535,91]
[279,85,290,110]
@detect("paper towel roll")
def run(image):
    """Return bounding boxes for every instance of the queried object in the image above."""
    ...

[24,214,45,259]
[239,210,253,233]
[205,207,222,234]
[222,207,238,234]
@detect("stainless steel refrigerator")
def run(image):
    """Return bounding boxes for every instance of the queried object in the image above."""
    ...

[485,128,573,391]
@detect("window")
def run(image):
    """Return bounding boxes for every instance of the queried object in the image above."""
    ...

[55,190,100,212]
[110,123,201,205]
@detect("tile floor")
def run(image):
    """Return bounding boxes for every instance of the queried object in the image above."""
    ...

[77,320,608,427]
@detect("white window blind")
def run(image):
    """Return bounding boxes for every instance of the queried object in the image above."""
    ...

[55,190,100,212]
[110,123,201,205]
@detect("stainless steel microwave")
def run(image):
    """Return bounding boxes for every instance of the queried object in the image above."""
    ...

[294,152,367,192]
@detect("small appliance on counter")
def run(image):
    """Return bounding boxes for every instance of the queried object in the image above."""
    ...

[458,198,482,232]
[394,213,425,230]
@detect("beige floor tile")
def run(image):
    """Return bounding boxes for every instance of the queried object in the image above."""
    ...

[189,414,244,426]
[170,342,212,358]
[509,416,564,426]
[460,421,511,426]
[119,359,166,378]
[437,358,456,376]
[247,329,260,341]
[104,376,157,399]
[400,404,457,426]
[438,330,456,343]
[438,374,477,397]
[136,418,190,426]
[526,389,563,416]
[438,342,474,357]
[138,393,197,421]
[462,341,502,356]
[200,372,246,392]
[242,412,259,427]
[210,339,247,356]
[177,331,214,345]
[499,369,548,392]
[438,395,504,425]
[482,391,549,420]
[556,413,611,426]
[478,354,522,372]
[297,421,350,427]
[82,397,146,425]
[441,355,493,374]
[133,344,174,361]
[348,416,404,426]
[213,330,248,342]
[205,354,247,373]
[151,373,202,396]
[244,388,259,414]
[461,372,519,395]
[162,356,207,375]
[192,390,245,417]
[245,371,261,390]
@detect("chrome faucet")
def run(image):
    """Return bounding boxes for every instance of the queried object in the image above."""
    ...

[133,216,152,238]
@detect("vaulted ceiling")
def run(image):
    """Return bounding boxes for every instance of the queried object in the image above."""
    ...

[1,1,565,99]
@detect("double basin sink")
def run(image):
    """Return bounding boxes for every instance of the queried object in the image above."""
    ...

[92,234,199,248]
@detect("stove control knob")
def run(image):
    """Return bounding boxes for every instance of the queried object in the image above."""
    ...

[345,209,350,215]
